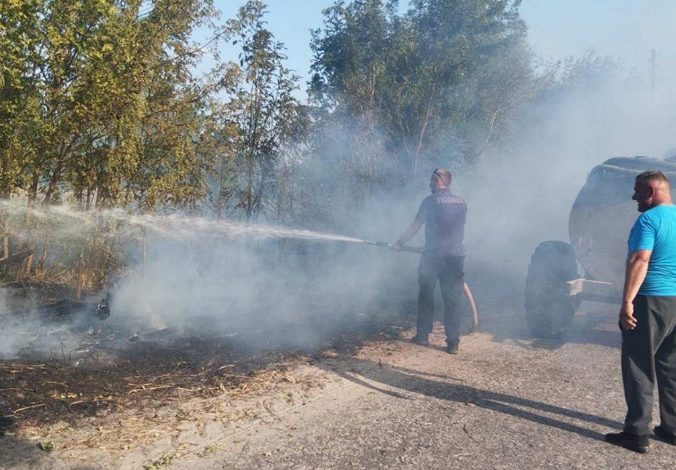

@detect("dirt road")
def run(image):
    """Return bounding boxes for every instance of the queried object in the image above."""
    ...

[2,302,675,469]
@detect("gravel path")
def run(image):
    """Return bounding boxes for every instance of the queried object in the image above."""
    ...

[175,302,674,469]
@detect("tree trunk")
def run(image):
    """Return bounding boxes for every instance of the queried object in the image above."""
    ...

[2,215,8,260]
[245,78,262,221]
[412,94,435,178]
[23,253,33,277]
[38,242,49,277]
[25,171,39,228]
[44,158,64,205]
[44,135,78,204]
[141,228,147,276]
[76,251,84,300]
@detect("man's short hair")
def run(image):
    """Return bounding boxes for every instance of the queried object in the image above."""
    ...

[433,169,452,187]
[636,171,671,189]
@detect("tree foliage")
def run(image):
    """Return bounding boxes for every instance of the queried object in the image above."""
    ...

[0,0,620,294]
[0,0,225,292]
[0,0,218,209]
[213,0,304,221]
[310,0,532,186]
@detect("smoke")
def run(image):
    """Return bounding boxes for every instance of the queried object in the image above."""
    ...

[0,288,96,360]
[107,236,416,352]
[5,5,676,359]
[459,52,676,309]
[0,200,417,359]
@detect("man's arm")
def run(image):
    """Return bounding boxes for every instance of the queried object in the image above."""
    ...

[619,249,651,330]
[392,221,423,251]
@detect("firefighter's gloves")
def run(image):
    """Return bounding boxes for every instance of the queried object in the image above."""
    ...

[391,240,405,252]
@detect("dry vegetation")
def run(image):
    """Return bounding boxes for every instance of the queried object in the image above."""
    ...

[0,313,408,435]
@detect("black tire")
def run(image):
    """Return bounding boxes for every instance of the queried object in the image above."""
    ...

[525,241,579,338]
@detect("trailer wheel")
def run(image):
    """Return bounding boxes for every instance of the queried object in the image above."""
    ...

[525,241,579,338]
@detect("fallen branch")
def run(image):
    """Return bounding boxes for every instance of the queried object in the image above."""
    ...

[14,403,47,413]
[128,385,173,394]
[462,423,481,444]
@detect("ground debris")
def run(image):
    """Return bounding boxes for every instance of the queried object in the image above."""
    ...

[1,310,413,462]
[37,441,55,452]
[143,453,176,469]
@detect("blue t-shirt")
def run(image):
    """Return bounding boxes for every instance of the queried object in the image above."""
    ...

[627,204,676,296]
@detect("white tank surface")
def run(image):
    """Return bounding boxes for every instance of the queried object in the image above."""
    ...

[569,156,676,288]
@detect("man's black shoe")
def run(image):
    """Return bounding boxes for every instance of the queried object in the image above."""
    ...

[446,341,459,354]
[605,431,649,453]
[654,425,676,445]
[410,336,429,346]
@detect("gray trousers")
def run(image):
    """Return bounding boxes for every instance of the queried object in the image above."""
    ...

[621,295,676,435]
[417,255,464,344]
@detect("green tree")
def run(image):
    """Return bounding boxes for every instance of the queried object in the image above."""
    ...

[216,0,303,221]
[1,0,218,210]
[0,0,43,199]
[310,0,531,184]
[0,0,222,290]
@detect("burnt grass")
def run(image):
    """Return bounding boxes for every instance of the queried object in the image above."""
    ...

[0,308,415,428]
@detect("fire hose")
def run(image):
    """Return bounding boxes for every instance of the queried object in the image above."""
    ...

[362,240,479,332]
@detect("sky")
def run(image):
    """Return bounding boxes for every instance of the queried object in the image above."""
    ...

[212,0,676,97]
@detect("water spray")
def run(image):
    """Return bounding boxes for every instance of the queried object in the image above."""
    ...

[0,200,478,331]
[361,239,423,253]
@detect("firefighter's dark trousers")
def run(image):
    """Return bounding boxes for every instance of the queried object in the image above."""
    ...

[417,255,464,344]
[621,295,676,436]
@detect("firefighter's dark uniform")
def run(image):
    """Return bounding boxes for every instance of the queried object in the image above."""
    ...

[413,188,467,347]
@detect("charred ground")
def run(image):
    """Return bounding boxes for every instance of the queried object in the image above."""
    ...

[0,304,413,430]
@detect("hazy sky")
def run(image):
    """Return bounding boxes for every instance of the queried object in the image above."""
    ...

[212,0,676,95]
[524,1,675,80]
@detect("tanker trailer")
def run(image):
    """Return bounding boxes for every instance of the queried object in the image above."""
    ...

[525,156,676,338]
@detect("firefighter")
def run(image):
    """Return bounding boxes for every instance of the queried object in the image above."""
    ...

[393,169,467,354]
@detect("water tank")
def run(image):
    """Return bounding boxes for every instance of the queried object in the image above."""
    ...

[569,156,676,288]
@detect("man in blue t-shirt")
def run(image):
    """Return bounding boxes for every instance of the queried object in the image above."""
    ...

[605,171,676,453]
[393,169,467,354]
